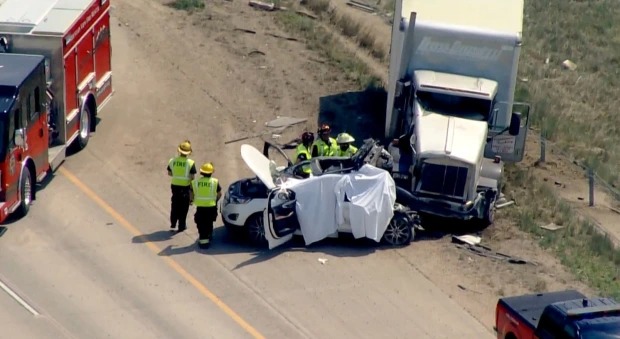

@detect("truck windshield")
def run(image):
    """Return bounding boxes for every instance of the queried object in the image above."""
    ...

[416,90,492,122]
[580,322,620,338]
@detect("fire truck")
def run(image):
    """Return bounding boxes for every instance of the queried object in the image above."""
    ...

[0,0,113,223]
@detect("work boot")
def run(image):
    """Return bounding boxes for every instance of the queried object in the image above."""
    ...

[198,239,210,249]
[170,224,176,232]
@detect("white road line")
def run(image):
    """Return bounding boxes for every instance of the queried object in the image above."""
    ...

[0,279,40,316]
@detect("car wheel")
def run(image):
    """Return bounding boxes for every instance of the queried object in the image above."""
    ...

[382,212,414,247]
[245,213,267,246]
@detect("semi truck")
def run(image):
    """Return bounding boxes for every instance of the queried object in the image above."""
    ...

[496,290,620,338]
[0,0,113,223]
[384,0,531,224]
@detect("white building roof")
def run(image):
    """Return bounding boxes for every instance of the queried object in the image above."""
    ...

[401,0,523,36]
[414,70,498,99]
[0,0,94,35]
[415,111,488,165]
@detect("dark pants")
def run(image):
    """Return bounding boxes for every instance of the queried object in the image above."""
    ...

[170,184,191,229]
[194,206,218,241]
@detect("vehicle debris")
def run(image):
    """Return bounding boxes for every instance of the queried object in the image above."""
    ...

[455,242,535,265]
[248,0,286,11]
[318,258,328,265]
[562,59,577,71]
[452,234,481,246]
[457,284,481,294]
[265,116,308,128]
[346,0,376,13]
[234,27,256,34]
[265,32,299,41]
[248,49,265,56]
[539,223,565,231]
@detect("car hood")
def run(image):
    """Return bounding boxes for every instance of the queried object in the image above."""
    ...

[240,144,277,190]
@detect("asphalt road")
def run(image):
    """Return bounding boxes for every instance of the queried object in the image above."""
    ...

[0,2,496,338]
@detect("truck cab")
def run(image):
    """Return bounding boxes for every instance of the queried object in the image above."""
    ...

[0,54,49,220]
[496,290,620,339]
[384,0,530,224]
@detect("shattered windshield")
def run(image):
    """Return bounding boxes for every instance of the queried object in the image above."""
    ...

[415,90,492,121]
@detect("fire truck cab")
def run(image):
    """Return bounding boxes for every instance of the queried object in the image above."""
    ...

[0,0,113,223]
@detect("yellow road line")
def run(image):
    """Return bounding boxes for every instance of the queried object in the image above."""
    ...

[58,167,266,339]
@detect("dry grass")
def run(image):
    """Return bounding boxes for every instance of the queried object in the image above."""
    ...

[274,10,382,89]
[503,165,620,299]
[303,0,387,61]
[168,0,204,11]
[517,0,620,187]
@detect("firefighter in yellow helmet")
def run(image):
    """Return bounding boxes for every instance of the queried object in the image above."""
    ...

[167,140,196,233]
[190,162,222,249]
[336,133,358,157]
[295,131,314,178]
[312,123,338,157]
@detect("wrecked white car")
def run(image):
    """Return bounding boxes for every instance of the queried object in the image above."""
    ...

[221,140,420,249]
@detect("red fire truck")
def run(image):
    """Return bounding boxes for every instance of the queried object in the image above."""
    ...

[0,0,113,223]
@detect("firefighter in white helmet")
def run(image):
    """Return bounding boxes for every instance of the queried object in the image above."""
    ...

[167,140,196,233]
[336,133,358,157]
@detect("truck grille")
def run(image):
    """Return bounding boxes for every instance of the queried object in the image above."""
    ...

[418,163,468,198]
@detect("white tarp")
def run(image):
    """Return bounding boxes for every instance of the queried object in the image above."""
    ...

[334,165,396,242]
[283,164,397,245]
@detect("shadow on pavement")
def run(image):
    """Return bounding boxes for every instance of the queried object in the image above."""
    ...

[132,230,174,243]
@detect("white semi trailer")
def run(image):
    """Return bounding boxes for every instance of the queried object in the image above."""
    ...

[385,0,530,225]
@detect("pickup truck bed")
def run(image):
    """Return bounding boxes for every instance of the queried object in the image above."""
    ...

[498,290,586,329]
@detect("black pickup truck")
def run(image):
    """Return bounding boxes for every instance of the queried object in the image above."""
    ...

[496,290,620,339]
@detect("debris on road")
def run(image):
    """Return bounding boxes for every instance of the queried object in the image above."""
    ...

[495,193,515,209]
[248,49,266,56]
[265,32,299,42]
[248,0,287,11]
[562,59,577,71]
[295,10,318,20]
[457,284,481,294]
[540,223,565,231]
[234,27,256,34]
[318,258,328,265]
[452,234,481,246]
[346,0,376,13]
[224,117,307,144]
[454,242,536,265]
[265,116,307,128]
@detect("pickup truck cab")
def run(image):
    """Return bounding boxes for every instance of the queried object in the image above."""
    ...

[496,290,620,339]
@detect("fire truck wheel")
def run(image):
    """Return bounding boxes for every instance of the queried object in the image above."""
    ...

[74,106,91,151]
[15,166,33,218]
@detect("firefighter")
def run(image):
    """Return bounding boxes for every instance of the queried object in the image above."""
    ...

[295,132,314,177]
[190,162,222,249]
[167,140,196,233]
[336,133,358,157]
[311,123,338,157]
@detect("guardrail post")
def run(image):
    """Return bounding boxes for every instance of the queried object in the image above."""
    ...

[588,168,595,207]
[540,131,546,163]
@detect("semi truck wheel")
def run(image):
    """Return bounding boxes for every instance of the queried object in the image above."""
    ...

[15,167,33,218]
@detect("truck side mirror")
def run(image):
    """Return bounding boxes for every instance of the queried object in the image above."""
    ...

[15,128,25,147]
[509,112,522,136]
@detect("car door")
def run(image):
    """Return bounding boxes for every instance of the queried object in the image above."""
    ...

[262,187,300,249]
[262,141,293,169]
